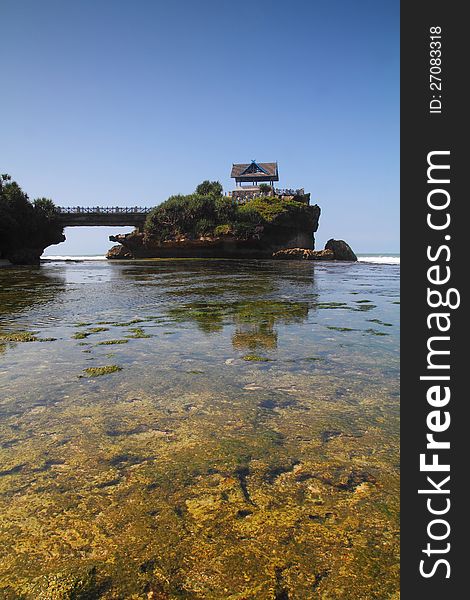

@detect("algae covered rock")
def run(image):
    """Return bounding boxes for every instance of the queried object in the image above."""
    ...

[272,248,335,260]
[22,567,99,599]
[82,365,122,377]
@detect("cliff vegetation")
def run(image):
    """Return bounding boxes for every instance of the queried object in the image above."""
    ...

[0,175,64,264]
[144,181,316,242]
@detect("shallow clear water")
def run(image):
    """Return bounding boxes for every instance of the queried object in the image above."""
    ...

[0,259,399,599]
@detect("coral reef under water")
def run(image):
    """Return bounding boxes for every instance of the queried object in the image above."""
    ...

[0,259,400,599]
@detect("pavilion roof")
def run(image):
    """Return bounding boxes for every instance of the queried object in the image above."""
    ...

[231,161,279,180]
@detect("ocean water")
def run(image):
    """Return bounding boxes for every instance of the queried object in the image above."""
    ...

[0,259,399,599]
[42,253,401,265]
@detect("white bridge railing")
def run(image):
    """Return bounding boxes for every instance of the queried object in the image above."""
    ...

[57,207,152,214]
[225,188,305,201]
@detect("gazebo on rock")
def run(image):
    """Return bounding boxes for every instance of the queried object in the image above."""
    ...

[231,161,279,187]
[228,160,306,203]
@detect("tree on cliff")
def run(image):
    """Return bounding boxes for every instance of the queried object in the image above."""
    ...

[195,180,223,196]
[0,175,63,263]
[33,197,58,216]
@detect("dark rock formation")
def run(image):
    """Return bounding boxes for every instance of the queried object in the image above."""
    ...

[106,244,132,259]
[273,240,357,261]
[2,230,65,265]
[0,177,65,265]
[107,231,313,260]
[325,239,357,261]
[107,204,321,260]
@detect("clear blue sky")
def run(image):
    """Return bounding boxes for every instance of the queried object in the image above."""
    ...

[1,0,399,255]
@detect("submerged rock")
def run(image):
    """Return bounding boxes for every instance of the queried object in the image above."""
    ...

[23,567,98,599]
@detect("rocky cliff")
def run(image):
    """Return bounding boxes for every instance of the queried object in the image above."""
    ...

[2,232,66,265]
[0,177,65,265]
[107,203,321,260]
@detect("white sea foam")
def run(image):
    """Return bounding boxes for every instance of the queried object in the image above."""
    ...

[357,255,400,265]
[41,255,107,261]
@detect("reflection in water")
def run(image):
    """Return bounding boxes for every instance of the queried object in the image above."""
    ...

[168,300,311,350]
[233,323,278,350]
[0,259,399,599]
[0,267,65,319]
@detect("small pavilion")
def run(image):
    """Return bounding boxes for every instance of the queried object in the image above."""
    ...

[231,161,279,189]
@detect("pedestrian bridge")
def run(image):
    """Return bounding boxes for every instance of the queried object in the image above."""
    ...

[57,206,152,228]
